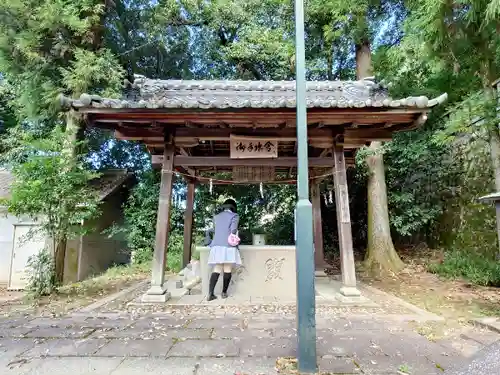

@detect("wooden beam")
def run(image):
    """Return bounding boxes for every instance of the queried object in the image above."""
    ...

[344,128,393,143]
[176,166,196,177]
[183,179,195,268]
[174,127,337,141]
[145,142,175,300]
[333,144,360,296]
[89,114,417,130]
[311,183,325,269]
[174,156,335,167]
[85,107,423,118]
[153,155,354,167]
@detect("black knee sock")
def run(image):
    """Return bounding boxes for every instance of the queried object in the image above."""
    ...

[222,272,232,294]
[209,272,220,296]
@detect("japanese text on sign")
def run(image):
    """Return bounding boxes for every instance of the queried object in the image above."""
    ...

[230,135,278,159]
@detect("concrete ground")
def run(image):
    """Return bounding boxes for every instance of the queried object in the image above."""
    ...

[1,310,499,375]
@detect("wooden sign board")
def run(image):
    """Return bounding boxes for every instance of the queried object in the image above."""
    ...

[233,166,275,182]
[230,135,278,159]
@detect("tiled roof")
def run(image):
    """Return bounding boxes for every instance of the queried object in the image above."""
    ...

[88,169,134,201]
[62,75,448,111]
[0,169,133,201]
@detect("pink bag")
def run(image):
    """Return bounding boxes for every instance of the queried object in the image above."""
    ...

[228,232,240,247]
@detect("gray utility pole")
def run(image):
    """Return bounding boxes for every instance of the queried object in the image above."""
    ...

[294,0,317,372]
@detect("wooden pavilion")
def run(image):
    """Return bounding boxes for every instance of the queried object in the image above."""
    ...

[61,75,447,302]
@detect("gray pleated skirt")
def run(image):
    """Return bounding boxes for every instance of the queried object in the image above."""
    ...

[207,246,242,265]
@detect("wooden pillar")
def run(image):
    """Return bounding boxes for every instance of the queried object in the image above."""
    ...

[333,144,361,297]
[142,143,175,302]
[183,178,195,268]
[311,183,325,270]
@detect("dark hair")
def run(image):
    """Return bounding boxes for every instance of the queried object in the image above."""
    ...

[222,198,237,213]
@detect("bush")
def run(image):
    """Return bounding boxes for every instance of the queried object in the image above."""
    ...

[166,233,183,273]
[113,171,186,266]
[25,248,57,298]
[429,249,500,286]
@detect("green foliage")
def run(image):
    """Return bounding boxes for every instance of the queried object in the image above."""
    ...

[0,0,124,121]
[435,137,497,249]
[166,232,184,273]
[113,170,185,265]
[25,248,57,298]
[116,171,160,264]
[429,250,500,287]
[0,126,101,248]
[384,129,453,238]
[0,79,16,136]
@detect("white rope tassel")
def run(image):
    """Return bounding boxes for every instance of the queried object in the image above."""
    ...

[329,190,333,204]
[209,178,213,195]
[323,193,328,206]
[260,182,264,198]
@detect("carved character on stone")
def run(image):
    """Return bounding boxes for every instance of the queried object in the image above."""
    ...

[265,257,285,281]
[232,254,247,284]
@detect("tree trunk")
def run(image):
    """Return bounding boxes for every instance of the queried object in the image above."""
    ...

[53,111,84,284]
[364,142,405,274]
[355,39,372,79]
[355,38,404,274]
[484,83,500,191]
[54,236,67,284]
[489,126,500,191]
[65,111,84,157]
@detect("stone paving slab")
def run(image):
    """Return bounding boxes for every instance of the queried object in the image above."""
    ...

[110,358,197,375]
[23,338,109,357]
[130,316,189,328]
[212,326,273,339]
[238,337,296,358]
[90,326,208,340]
[24,317,91,329]
[168,338,240,357]
[0,338,35,357]
[460,330,500,346]
[357,354,441,375]
[22,357,124,375]
[1,313,498,374]
[96,338,173,357]
[185,317,245,329]
[83,318,134,330]
[196,358,277,374]
[437,337,481,359]
[317,356,361,374]
[0,327,36,338]
[471,317,500,333]
[89,326,157,339]
[24,327,95,339]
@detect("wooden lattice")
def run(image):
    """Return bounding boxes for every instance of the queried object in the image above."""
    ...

[232,166,275,182]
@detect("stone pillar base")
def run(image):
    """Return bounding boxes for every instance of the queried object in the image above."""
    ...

[141,285,171,303]
[340,286,361,296]
[314,270,328,278]
[335,293,369,304]
[336,286,367,304]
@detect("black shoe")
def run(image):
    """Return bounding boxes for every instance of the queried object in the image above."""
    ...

[221,292,228,299]
[207,294,217,301]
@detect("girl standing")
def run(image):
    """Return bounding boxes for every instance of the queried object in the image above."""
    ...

[204,198,241,301]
